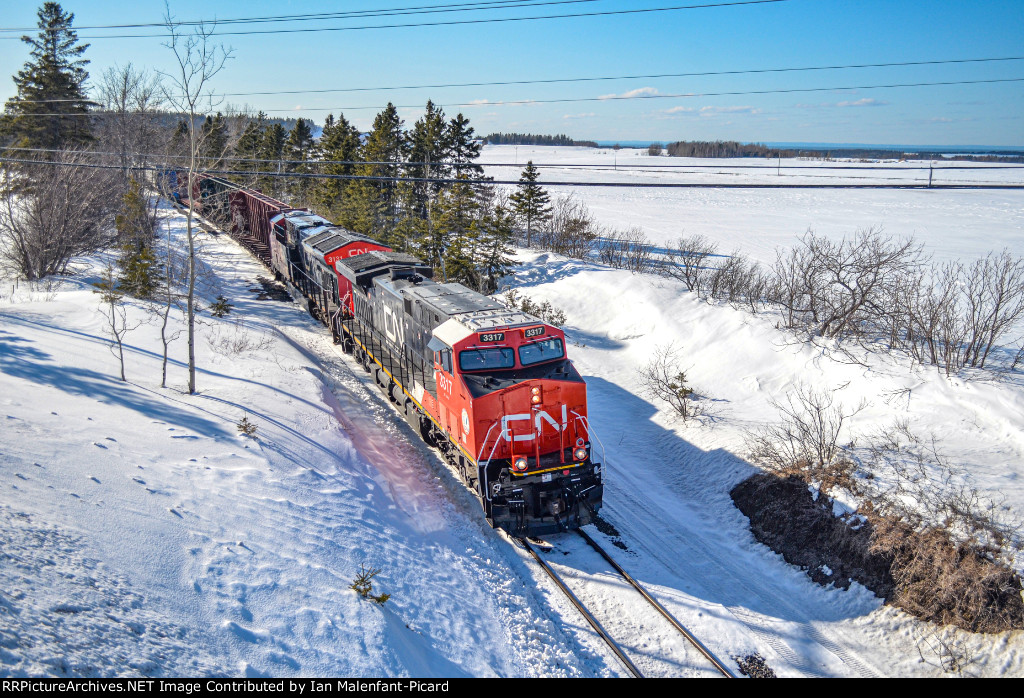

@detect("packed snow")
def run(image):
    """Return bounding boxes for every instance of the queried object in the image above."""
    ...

[2,146,1023,677]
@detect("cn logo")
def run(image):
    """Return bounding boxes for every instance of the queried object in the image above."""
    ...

[500,406,568,442]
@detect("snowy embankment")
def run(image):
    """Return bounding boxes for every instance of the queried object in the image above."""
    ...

[3,146,1023,677]
[0,208,614,678]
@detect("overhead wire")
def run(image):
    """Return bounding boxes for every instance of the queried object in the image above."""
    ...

[7,76,1022,116]
[1,157,1021,189]
[0,0,600,32]
[0,0,793,40]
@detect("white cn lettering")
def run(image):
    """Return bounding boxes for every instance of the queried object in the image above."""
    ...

[502,410,563,442]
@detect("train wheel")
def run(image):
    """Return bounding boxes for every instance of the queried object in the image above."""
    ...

[419,416,437,447]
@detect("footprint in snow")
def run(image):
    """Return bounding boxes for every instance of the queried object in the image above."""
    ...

[105,437,116,442]
[132,477,146,485]
[15,473,27,480]
[89,476,100,483]
[168,508,182,518]
[93,442,107,449]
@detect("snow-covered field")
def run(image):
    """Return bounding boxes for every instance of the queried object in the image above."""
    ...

[2,147,1023,677]
[479,145,1024,265]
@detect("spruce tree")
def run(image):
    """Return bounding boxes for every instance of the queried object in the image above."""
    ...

[200,112,228,164]
[509,161,551,247]
[311,112,361,218]
[285,118,314,203]
[445,113,483,178]
[344,103,407,240]
[476,202,517,294]
[3,3,94,149]
[430,176,480,285]
[407,100,448,218]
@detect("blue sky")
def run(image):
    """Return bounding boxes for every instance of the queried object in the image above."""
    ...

[1,0,1022,145]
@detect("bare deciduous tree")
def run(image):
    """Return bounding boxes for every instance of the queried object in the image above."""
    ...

[539,195,600,259]
[93,262,144,382]
[0,152,116,280]
[159,5,232,394]
[638,343,703,422]
[597,226,654,273]
[662,234,718,293]
[95,63,164,193]
[747,383,865,493]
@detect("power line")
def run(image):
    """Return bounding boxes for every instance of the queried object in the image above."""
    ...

[0,0,598,32]
[8,76,1024,117]
[9,55,1024,105]
[7,147,1023,170]
[0,0,792,40]
[2,158,1021,188]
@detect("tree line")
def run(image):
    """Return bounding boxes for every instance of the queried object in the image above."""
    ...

[483,132,598,148]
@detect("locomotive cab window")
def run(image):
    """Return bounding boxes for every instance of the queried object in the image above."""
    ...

[518,338,565,366]
[459,347,515,372]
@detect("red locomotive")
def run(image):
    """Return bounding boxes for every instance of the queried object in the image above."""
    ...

[179,175,604,536]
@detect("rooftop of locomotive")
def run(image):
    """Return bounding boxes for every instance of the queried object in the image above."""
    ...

[432,307,550,347]
[303,228,378,256]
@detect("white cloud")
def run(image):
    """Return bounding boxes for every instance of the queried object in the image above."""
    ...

[836,98,888,107]
[598,86,660,100]
[662,105,696,114]
[563,112,596,120]
[698,105,760,115]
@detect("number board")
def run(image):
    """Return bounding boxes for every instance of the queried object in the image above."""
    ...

[479,332,505,343]
[523,326,545,338]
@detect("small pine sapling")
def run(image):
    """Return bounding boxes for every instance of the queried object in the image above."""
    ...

[237,414,258,437]
[350,564,390,605]
[209,295,233,318]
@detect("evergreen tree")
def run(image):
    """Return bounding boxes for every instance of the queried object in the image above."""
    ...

[475,202,517,294]
[233,111,266,181]
[2,3,94,149]
[114,178,160,299]
[311,112,361,218]
[344,103,408,240]
[200,112,228,164]
[445,113,483,178]
[430,176,480,285]
[509,161,551,246]
[407,100,448,218]
[285,118,314,203]
[258,122,286,196]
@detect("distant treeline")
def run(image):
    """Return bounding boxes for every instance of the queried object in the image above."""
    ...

[666,140,795,158]
[483,132,598,148]
[665,139,1024,163]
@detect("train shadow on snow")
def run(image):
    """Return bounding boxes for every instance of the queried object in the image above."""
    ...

[568,374,877,625]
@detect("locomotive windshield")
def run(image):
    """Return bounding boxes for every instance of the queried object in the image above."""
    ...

[518,338,565,366]
[459,347,515,371]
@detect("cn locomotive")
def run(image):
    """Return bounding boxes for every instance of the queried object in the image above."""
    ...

[178,174,604,536]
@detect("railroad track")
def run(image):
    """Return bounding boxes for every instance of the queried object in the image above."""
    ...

[520,530,735,678]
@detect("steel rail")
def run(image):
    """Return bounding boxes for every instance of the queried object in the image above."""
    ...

[576,528,736,678]
[519,538,644,678]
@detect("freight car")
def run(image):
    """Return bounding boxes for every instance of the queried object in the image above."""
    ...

[184,176,604,536]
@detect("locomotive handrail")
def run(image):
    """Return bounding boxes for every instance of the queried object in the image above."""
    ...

[477,420,503,502]
[570,411,606,466]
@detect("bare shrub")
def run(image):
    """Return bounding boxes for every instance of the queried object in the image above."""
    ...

[538,195,599,259]
[597,226,653,273]
[746,383,864,493]
[0,153,117,280]
[647,142,663,156]
[706,252,765,309]
[765,228,925,340]
[662,234,718,293]
[205,321,275,356]
[638,343,703,421]
[92,263,144,382]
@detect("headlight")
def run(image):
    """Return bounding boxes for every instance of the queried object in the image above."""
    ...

[574,448,587,461]
[513,457,528,471]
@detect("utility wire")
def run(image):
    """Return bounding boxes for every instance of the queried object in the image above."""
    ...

[0,0,792,40]
[10,55,1023,104]
[6,147,1023,170]
[8,76,1024,117]
[0,0,599,32]
[1,158,1021,188]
